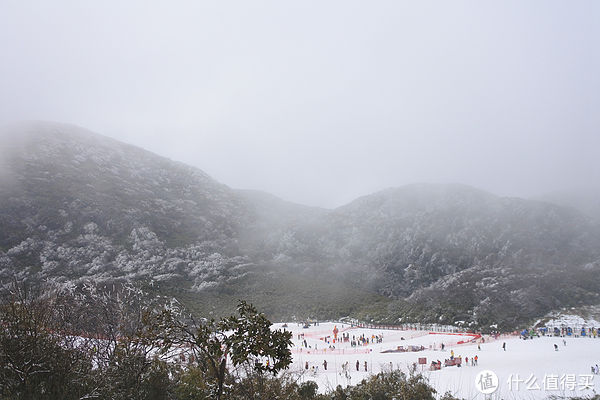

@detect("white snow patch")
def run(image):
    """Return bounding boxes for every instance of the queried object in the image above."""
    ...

[274,322,600,399]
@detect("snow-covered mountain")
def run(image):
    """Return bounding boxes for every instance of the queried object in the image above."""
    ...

[257,183,600,328]
[0,122,251,287]
[1,122,599,328]
[322,183,598,296]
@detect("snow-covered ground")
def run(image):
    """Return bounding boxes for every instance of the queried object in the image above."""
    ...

[275,322,600,399]
[541,314,600,333]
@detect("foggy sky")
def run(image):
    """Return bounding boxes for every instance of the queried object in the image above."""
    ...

[0,1,598,208]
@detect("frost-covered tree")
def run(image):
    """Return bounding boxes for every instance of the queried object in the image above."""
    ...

[0,282,94,399]
[167,301,292,400]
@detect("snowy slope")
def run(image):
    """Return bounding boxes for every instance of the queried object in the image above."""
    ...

[0,121,252,286]
[278,322,600,399]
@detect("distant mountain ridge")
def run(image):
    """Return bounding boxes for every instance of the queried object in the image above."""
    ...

[1,122,599,329]
[322,183,596,293]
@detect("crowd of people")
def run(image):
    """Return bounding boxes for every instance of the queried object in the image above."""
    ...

[435,349,479,370]
[349,333,383,347]
[531,326,599,338]
[295,323,488,378]
[304,359,370,375]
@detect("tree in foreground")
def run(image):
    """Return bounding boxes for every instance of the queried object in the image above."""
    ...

[0,283,93,399]
[341,369,437,400]
[169,300,293,400]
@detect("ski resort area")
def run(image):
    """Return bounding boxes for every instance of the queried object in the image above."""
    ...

[277,321,600,399]
[1,2,599,398]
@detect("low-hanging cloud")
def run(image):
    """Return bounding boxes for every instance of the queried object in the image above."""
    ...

[0,1,598,207]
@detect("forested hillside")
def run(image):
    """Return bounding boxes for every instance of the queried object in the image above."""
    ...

[2,122,599,329]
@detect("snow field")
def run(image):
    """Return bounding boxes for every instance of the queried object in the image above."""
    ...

[274,322,600,399]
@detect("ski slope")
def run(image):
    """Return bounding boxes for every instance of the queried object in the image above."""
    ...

[275,322,600,399]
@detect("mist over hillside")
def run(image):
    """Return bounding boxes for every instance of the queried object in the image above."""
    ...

[535,189,600,222]
[0,122,252,290]
[1,122,599,329]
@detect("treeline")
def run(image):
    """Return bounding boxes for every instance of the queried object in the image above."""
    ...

[0,281,461,400]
